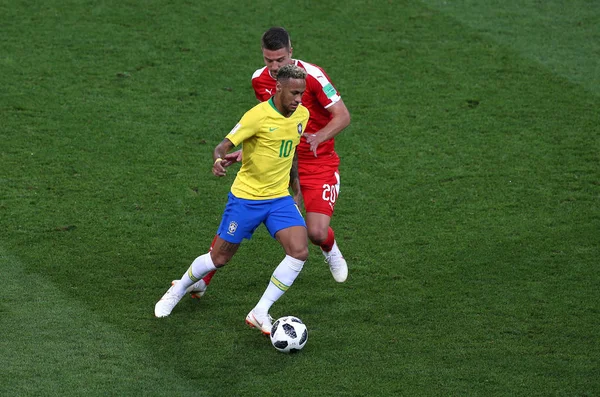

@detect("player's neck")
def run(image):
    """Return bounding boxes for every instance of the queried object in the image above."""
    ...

[270,96,292,118]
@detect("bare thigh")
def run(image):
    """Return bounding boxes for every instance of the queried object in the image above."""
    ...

[275,226,309,261]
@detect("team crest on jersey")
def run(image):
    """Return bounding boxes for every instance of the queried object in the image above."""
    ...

[297,123,303,135]
[227,221,238,235]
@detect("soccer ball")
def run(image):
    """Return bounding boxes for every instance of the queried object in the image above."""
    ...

[270,316,308,353]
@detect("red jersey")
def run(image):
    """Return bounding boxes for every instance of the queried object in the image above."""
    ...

[252,59,341,165]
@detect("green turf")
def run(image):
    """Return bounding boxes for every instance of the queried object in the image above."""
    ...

[1,0,599,396]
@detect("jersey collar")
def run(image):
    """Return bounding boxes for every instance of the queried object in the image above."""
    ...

[268,97,283,116]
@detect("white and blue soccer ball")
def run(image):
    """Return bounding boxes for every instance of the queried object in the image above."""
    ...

[270,316,308,353]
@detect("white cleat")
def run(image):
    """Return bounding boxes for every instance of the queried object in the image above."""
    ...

[171,279,207,299]
[154,285,185,318]
[322,241,348,283]
[245,310,274,335]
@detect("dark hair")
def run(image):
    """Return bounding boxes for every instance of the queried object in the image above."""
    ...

[261,27,291,51]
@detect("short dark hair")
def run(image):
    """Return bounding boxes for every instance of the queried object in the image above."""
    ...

[261,27,291,51]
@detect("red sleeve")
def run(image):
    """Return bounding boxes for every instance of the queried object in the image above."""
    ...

[308,75,337,109]
[251,78,262,101]
[251,68,275,102]
[299,61,341,110]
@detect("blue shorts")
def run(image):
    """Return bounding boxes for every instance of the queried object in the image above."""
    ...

[217,192,306,244]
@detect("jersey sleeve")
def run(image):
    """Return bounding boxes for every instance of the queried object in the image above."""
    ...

[251,78,263,101]
[225,109,263,147]
[301,61,341,109]
[309,74,340,109]
[251,67,273,102]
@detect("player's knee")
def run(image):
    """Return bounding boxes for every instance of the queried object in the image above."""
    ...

[210,251,232,268]
[288,245,309,262]
[307,228,328,245]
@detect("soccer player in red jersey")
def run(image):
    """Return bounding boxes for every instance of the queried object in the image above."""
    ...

[179,27,350,302]
[252,27,350,282]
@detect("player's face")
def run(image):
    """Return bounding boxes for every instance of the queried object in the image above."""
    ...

[263,47,293,78]
[276,78,305,116]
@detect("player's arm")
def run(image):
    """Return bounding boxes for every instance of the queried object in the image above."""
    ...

[221,78,264,169]
[289,151,303,209]
[217,108,261,170]
[304,99,351,156]
[212,138,235,177]
[226,70,260,164]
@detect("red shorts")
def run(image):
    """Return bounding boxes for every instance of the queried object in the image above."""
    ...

[298,162,340,217]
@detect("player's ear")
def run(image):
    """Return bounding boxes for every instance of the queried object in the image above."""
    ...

[276,81,282,92]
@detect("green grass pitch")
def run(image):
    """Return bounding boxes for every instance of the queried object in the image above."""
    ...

[1,1,599,395]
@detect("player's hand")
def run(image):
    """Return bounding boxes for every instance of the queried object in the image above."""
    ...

[222,150,242,167]
[212,159,227,177]
[303,133,322,157]
[215,150,241,171]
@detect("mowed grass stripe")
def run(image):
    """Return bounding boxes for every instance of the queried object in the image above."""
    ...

[335,2,599,394]
[0,247,205,396]
[421,0,600,95]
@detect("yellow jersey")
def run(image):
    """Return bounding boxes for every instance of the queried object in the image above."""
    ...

[226,98,309,200]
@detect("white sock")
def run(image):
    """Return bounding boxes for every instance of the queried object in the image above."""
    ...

[254,255,305,315]
[172,253,216,295]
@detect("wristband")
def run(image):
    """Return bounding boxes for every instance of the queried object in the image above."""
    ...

[214,158,223,165]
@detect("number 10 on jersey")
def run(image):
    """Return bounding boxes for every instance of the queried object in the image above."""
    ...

[279,140,293,158]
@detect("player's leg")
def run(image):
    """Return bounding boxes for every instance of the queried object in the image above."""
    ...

[302,171,348,282]
[305,211,333,247]
[174,236,239,295]
[197,192,266,295]
[305,211,347,282]
[181,235,218,299]
[258,225,308,311]
[197,153,244,291]
[246,198,308,334]
[154,237,238,317]
[155,193,255,317]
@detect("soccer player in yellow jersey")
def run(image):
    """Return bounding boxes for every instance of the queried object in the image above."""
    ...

[155,65,310,335]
